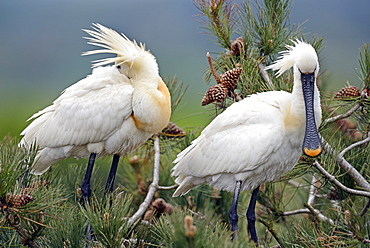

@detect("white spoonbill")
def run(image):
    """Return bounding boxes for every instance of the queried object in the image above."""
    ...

[171,40,322,243]
[19,24,171,199]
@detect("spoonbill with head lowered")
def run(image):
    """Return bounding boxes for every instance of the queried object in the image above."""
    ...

[19,23,171,200]
[171,40,322,244]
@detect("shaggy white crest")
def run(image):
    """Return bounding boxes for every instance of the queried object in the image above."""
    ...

[266,40,319,77]
[83,23,158,78]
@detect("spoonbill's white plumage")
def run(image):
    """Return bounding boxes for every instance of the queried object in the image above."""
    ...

[19,23,171,198]
[171,40,322,243]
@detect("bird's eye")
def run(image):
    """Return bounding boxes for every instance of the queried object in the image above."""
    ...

[116,65,121,70]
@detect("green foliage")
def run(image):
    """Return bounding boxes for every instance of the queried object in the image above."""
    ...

[80,193,134,248]
[193,0,369,247]
[195,0,238,49]
[45,203,87,248]
[0,136,35,197]
[1,1,369,247]
[240,0,300,56]
[151,209,234,248]
[357,43,370,86]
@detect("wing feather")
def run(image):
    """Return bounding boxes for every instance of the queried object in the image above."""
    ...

[172,91,290,179]
[20,66,134,148]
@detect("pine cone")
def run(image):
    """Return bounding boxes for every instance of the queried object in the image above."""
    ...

[335,86,360,98]
[349,130,363,141]
[6,194,33,208]
[327,186,346,201]
[161,121,186,138]
[22,180,50,194]
[143,198,173,221]
[201,83,229,106]
[151,198,173,214]
[230,37,244,55]
[220,67,243,92]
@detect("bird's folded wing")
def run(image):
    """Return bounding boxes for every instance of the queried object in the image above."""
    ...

[172,95,286,177]
[20,66,134,148]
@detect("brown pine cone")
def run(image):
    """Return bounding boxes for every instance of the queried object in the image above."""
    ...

[230,37,244,55]
[220,67,243,92]
[6,194,33,208]
[201,84,229,106]
[335,86,360,98]
[161,121,185,138]
[143,198,173,221]
[22,180,50,194]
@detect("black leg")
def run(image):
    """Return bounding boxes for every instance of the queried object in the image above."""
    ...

[81,153,97,201]
[229,180,242,240]
[104,154,120,193]
[246,186,260,244]
[81,153,97,243]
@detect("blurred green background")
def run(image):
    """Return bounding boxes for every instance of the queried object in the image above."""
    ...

[0,0,369,139]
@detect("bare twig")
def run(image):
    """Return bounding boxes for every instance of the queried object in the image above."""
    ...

[313,161,370,198]
[188,209,205,219]
[322,103,361,126]
[307,173,319,206]
[259,63,274,89]
[282,208,313,216]
[128,134,161,225]
[206,52,221,84]
[282,208,334,225]
[336,132,370,192]
[157,184,178,190]
[321,135,370,192]
[305,174,335,225]
[287,179,306,188]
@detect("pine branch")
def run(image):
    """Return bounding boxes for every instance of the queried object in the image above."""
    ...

[258,62,274,89]
[194,0,236,49]
[206,52,221,84]
[157,185,178,190]
[336,133,370,192]
[307,173,318,206]
[320,135,370,192]
[306,174,335,225]
[322,103,361,126]
[281,208,334,225]
[6,213,41,248]
[282,208,315,216]
[313,161,370,198]
[129,134,161,225]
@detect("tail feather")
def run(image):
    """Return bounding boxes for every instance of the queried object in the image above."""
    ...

[172,176,196,197]
[30,146,73,175]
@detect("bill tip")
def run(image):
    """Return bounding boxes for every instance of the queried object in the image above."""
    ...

[303,146,322,157]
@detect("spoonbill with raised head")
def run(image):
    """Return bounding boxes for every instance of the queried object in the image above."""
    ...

[171,40,322,244]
